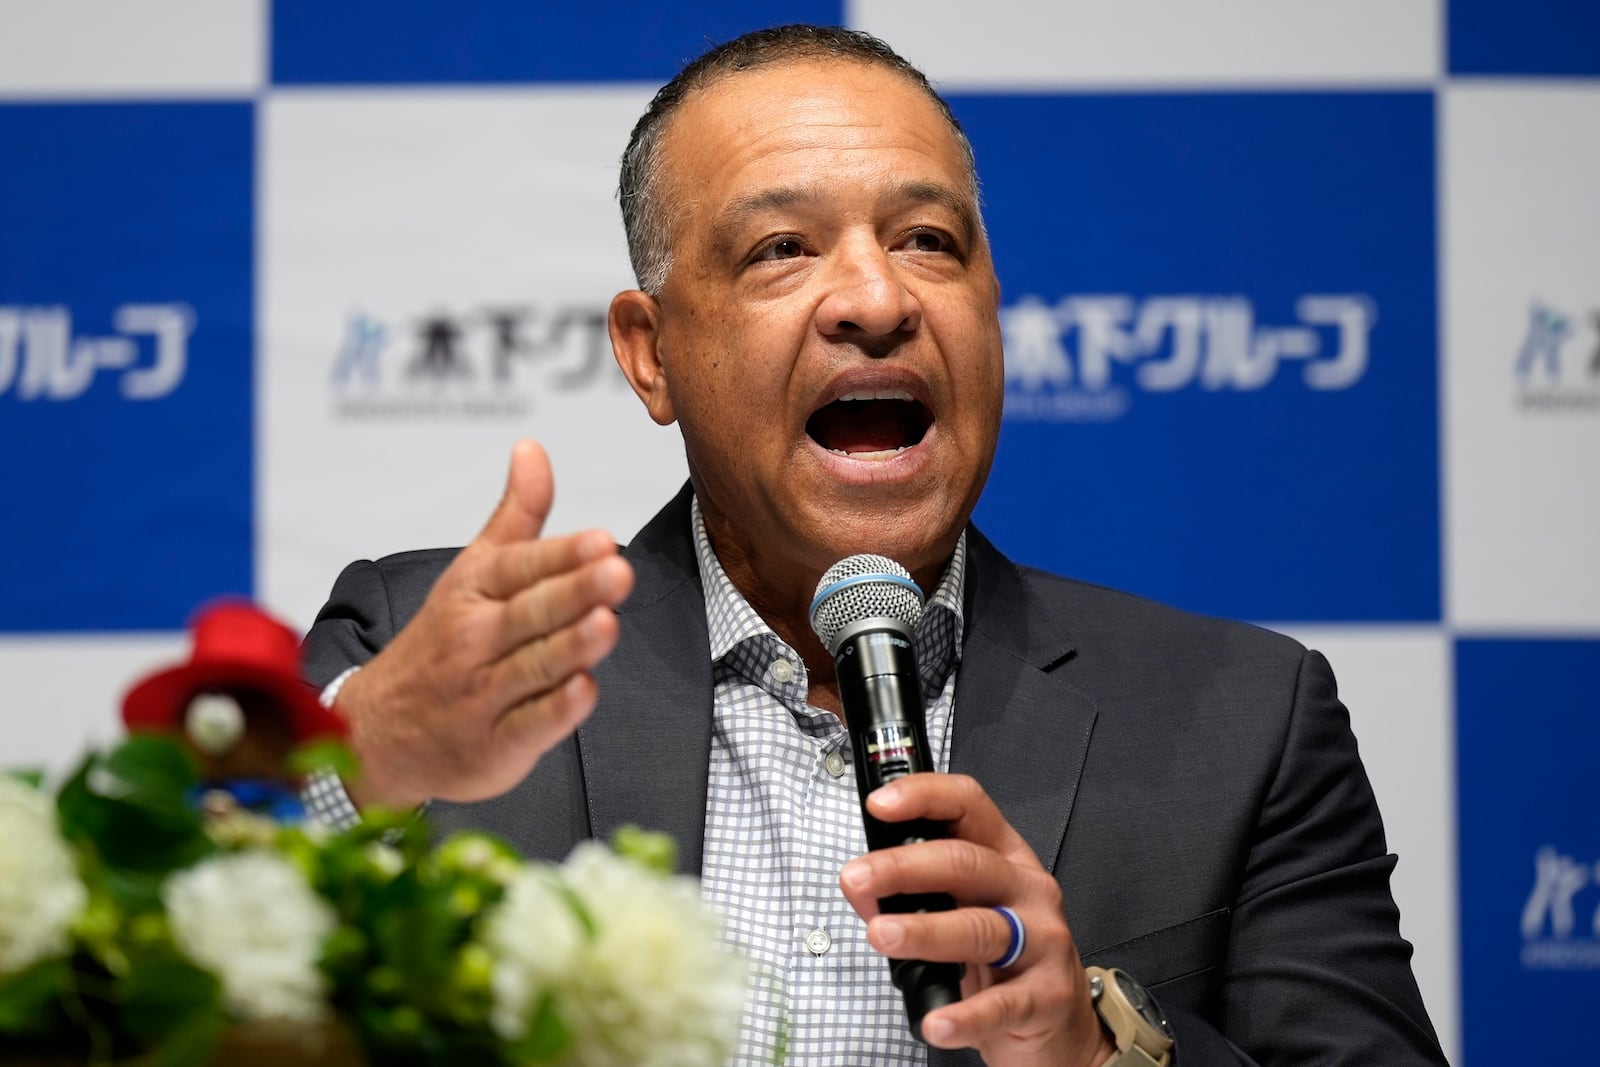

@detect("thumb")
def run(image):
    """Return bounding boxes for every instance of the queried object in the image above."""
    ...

[477,440,554,546]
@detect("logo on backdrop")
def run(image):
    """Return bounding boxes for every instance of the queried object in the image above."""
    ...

[330,304,622,419]
[0,304,194,401]
[1514,301,1600,413]
[1521,845,1600,970]
[999,293,1376,422]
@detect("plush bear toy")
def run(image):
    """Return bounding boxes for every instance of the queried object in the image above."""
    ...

[121,601,348,820]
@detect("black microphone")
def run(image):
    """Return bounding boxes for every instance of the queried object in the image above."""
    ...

[810,554,964,1042]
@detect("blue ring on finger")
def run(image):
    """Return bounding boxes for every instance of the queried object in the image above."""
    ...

[988,905,1026,969]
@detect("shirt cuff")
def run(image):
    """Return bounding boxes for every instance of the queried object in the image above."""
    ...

[300,666,363,831]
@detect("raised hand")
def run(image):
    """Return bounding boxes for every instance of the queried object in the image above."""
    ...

[333,440,635,809]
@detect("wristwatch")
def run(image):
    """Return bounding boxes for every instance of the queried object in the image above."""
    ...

[1086,966,1175,1067]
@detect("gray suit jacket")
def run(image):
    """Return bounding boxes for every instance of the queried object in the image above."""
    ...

[304,485,1447,1067]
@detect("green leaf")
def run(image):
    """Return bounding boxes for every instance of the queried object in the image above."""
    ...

[0,958,68,1035]
[553,880,597,942]
[319,924,370,988]
[106,733,201,788]
[371,885,469,999]
[2,767,46,790]
[505,991,572,1065]
[57,739,215,890]
[286,739,360,780]
[611,824,677,875]
[118,953,222,1044]
[150,1009,226,1067]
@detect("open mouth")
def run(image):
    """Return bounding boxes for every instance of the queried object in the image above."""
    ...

[805,390,933,459]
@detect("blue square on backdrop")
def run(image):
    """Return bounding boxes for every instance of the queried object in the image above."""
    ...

[1457,639,1600,1064]
[272,1,845,84]
[1450,0,1600,75]
[957,92,1438,622]
[0,104,253,632]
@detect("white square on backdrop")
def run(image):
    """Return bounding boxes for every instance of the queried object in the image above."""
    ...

[0,635,191,776]
[259,86,686,631]
[1443,85,1600,631]
[0,0,263,98]
[848,0,1440,89]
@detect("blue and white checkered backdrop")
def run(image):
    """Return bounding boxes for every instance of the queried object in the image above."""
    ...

[3,2,1597,1060]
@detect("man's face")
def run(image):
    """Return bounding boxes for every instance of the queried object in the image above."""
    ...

[615,58,1004,595]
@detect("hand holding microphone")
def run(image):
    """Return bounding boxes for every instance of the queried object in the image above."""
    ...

[816,555,1114,1066]
[809,554,965,1042]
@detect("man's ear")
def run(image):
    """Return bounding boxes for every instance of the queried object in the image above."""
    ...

[609,289,677,426]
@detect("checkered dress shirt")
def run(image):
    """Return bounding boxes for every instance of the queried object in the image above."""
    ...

[305,502,968,1065]
[690,500,966,1066]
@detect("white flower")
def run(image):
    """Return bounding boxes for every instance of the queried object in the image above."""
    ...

[164,850,337,1023]
[481,865,585,1040]
[557,842,747,1067]
[0,777,86,974]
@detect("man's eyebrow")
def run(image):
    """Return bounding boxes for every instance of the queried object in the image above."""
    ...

[710,186,819,251]
[893,180,980,245]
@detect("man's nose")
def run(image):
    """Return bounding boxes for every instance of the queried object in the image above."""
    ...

[815,240,922,343]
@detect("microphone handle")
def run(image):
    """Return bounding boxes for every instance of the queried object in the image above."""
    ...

[836,626,965,1042]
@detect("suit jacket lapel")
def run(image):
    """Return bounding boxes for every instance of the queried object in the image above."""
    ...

[932,530,1100,1067]
[577,485,716,876]
[950,529,1098,875]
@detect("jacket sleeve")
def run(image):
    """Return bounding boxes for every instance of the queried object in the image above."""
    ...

[1123,649,1446,1067]
[301,557,399,688]
[1213,648,1447,1065]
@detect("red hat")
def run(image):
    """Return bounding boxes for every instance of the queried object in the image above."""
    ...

[123,600,347,742]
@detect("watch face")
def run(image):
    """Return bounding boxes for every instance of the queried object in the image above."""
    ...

[1114,970,1174,1039]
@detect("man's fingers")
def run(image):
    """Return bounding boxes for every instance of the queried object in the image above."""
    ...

[477,440,556,547]
[479,528,621,602]
[865,905,1044,970]
[866,774,1030,857]
[489,604,622,708]
[920,980,1061,1051]
[491,672,601,756]
[840,837,1042,914]
[494,554,634,653]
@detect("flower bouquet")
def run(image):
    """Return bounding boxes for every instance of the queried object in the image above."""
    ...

[0,604,746,1067]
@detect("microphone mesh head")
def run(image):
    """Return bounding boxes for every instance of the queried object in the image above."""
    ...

[809,554,925,651]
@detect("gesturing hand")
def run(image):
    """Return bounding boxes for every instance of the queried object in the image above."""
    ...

[333,440,635,809]
[839,774,1116,1067]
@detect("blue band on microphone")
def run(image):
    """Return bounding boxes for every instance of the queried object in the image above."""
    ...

[988,906,1026,969]
[808,572,924,622]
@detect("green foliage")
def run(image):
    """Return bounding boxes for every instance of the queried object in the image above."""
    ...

[310,820,551,1065]
[286,739,360,780]
[3,767,46,789]
[149,1012,227,1067]
[57,735,214,912]
[504,992,571,1064]
[0,959,69,1036]
[611,823,678,875]
[117,952,221,1047]
[3,732,728,1067]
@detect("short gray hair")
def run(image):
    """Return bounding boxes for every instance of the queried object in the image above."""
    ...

[618,24,981,295]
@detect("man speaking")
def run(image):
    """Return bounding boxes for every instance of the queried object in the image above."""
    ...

[303,24,1448,1067]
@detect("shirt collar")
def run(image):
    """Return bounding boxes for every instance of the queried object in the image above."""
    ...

[691,496,966,701]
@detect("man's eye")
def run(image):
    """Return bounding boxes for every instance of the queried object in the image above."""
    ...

[904,230,953,253]
[757,238,805,261]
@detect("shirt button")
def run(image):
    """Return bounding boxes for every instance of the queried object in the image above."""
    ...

[824,750,847,778]
[769,658,797,684]
[805,928,832,955]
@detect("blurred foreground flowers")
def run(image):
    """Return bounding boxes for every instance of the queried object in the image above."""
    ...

[0,736,746,1066]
